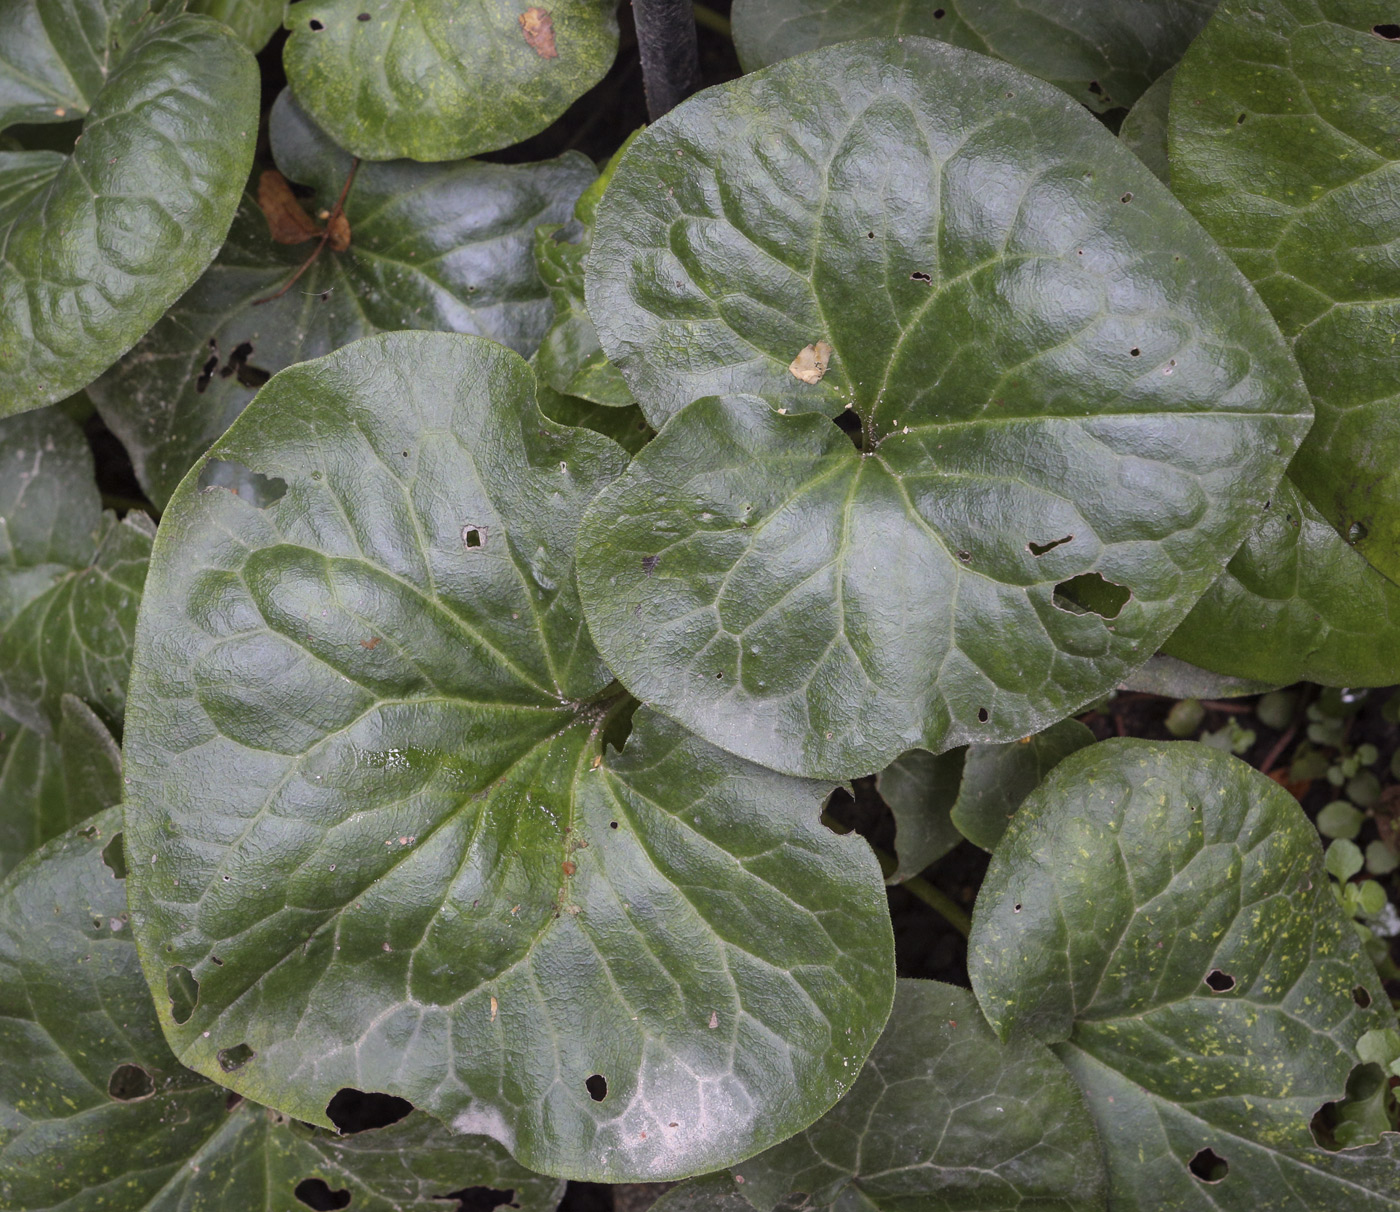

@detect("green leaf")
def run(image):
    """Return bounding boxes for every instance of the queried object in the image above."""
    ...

[535,131,639,406]
[1117,653,1277,700]
[728,980,1107,1212]
[0,407,152,735]
[282,0,619,162]
[580,39,1309,779]
[535,377,653,456]
[122,331,895,1181]
[90,92,596,509]
[1163,477,1400,687]
[1170,0,1400,586]
[970,739,1400,1211]
[0,809,568,1212]
[730,0,1216,113]
[0,4,258,417]
[950,718,1096,851]
[650,1173,783,1212]
[875,749,965,881]
[1119,67,1174,184]
[190,0,286,51]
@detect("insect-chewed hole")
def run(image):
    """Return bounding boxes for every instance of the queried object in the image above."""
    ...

[198,459,288,507]
[462,525,487,549]
[609,821,619,829]
[294,1178,351,1210]
[218,1043,255,1072]
[108,1063,155,1101]
[1352,984,1372,1008]
[933,7,945,16]
[1028,535,1072,556]
[1188,1148,1228,1182]
[977,707,989,723]
[308,18,325,30]
[434,1186,516,1212]
[357,11,371,20]
[1373,23,1400,39]
[1130,347,1141,356]
[1088,80,1103,95]
[1204,968,1235,993]
[585,1073,608,1102]
[910,270,932,283]
[101,833,127,879]
[326,1088,414,1133]
[1053,572,1130,620]
[166,965,200,1023]
[1120,192,1133,203]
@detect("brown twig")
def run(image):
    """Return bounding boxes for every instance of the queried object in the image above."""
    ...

[253,157,360,305]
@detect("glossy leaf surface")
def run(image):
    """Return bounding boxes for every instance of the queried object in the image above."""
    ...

[282,0,619,161]
[1164,477,1400,686]
[122,332,895,1181]
[730,0,1216,113]
[1171,0,1400,585]
[581,39,1309,779]
[534,133,637,406]
[190,0,285,50]
[91,92,595,507]
[971,739,1400,1211]
[875,749,965,881]
[0,808,567,1212]
[535,378,653,455]
[950,718,1096,851]
[1119,66,1174,185]
[1116,653,1276,699]
[0,407,151,735]
[731,980,1107,1212]
[0,5,257,416]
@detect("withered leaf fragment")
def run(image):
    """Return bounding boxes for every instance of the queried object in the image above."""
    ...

[257,170,322,245]
[520,7,559,58]
[788,340,833,384]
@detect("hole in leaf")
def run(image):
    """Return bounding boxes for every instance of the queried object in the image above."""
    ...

[609,821,619,829]
[1088,80,1103,95]
[1130,347,1141,356]
[78,824,99,838]
[218,1043,255,1072]
[101,833,127,879]
[295,1178,351,1210]
[462,525,486,549]
[832,408,863,449]
[1013,902,1023,913]
[1372,23,1400,39]
[977,707,989,723]
[435,1188,515,1212]
[1352,985,1372,1008]
[1053,573,1130,619]
[210,954,224,965]
[308,18,325,30]
[196,352,219,394]
[933,7,945,16]
[1347,520,1368,543]
[910,271,931,283]
[1310,1062,1391,1150]
[198,459,288,507]
[1120,192,1133,203]
[1236,112,1247,124]
[325,1088,413,1133]
[108,1063,155,1101]
[357,10,371,19]
[957,550,971,563]
[166,965,200,1023]
[226,1090,244,1111]
[585,1074,608,1101]
[1028,535,1072,556]
[236,363,272,390]
[1204,968,1235,992]
[1188,1148,1228,1182]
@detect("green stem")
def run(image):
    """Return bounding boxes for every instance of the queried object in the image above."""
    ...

[692,3,731,37]
[822,812,971,938]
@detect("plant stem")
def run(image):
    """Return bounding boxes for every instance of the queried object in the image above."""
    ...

[253,157,360,306]
[821,812,971,937]
[692,3,731,36]
[632,0,701,120]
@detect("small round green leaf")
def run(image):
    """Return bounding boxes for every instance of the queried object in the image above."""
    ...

[282,0,619,162]
[970,739,1400,1211]
[122,332,895,1181]
[729,979,1108,1212]
[875,749,965,881]
[0,4,258,416]
[1171,0,1400,586]
[580,39,1309,779]
[950,717,1096,851]
[0,809,567,1212]
[90,91,596,508]
[731,0,1214,113]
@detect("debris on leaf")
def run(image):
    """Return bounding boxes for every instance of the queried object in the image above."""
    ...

[257,170,322,245]
[325,210,352,252]
[519,7,559,58]
[788,340,833,384]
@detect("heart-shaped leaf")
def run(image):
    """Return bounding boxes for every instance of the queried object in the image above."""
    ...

[0,408,152,735]
[875,749,965,881]
[1164,476,1400,686]
[122,331,895,1181]
[282,0,619,162]
[90,92,596,509]
[970,739,1400,1210]
[0,807,568,1212]
[730,0,1216,113]
[727,979,1107,1212]
[534,132,638,406]
[1171,0,1400,586]
[579,39,1309,779]
[0,3,257,417]
[950,717,1095,851]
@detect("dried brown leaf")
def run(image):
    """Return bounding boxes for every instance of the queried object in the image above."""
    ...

[788,340,833,384]
[519,7,559,58]
[257,169,322,245]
